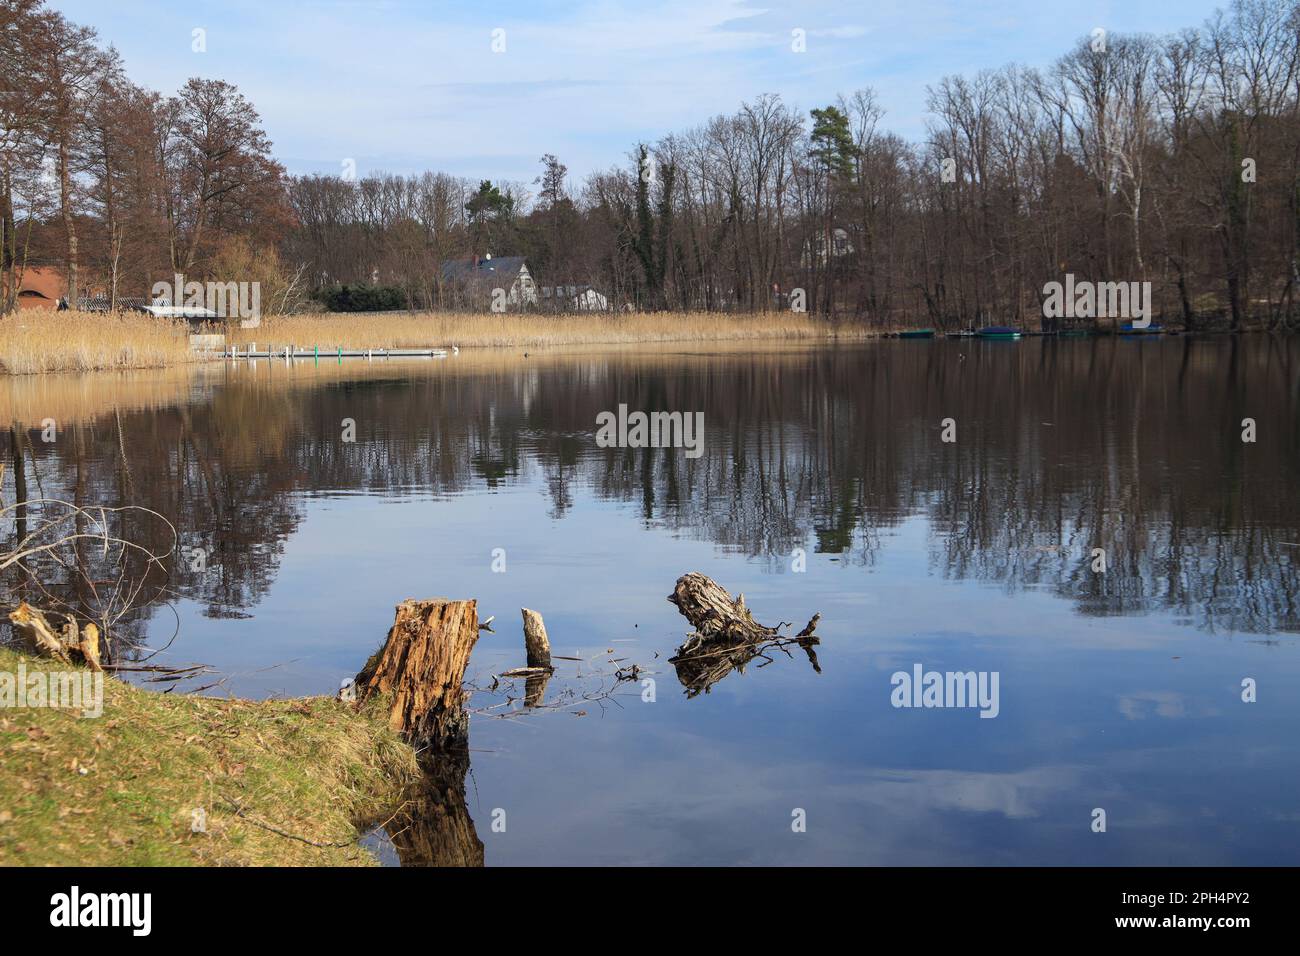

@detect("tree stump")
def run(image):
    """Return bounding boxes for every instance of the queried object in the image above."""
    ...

[520,607,552,669]
[354,598,480,751]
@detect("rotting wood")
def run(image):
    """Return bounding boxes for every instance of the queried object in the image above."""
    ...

[667,573,822,696]
[353,598,480,751]
[78,622,102,671]
[8,602,102,671]
[498,666,551,678]
[520,607,552,669]
[349,597,486,866]
[667,572,820,645]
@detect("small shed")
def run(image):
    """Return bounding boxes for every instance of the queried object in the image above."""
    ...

[132,304,220,323]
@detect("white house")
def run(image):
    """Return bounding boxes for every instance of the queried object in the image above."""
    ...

[541,283,609,312]
[800,227,855,267]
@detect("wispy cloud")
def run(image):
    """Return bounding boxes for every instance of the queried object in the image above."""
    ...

[56,0,1228,184]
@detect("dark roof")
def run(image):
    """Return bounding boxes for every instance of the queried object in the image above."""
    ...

[78,295,148,312]
[440,256,528,282]
[541,283,599,297]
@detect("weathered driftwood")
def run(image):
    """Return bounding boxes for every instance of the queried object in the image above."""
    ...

[520,607,552,669]
[668,572,773,642]
[668,572,820,645]
[498,666,551,678]
[8,602,103,671]
[667,573,821,696]
[354,598,480,750]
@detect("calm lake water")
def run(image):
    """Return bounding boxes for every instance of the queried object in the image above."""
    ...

[4,336,1299,865]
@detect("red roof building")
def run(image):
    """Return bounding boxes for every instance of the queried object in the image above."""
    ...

[13,266,65,310]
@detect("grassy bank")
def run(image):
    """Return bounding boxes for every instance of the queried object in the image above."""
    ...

[0,311,197,374]
[0,647,417,865]
[231,309,849,350]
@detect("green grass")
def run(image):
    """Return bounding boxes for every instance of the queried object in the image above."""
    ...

[0,647,419,866]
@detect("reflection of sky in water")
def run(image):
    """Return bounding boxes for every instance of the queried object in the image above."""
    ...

[165,479,1300,865]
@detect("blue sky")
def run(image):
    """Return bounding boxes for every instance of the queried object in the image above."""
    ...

[55,0,1229,190]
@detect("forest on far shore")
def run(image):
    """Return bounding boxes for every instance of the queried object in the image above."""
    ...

[3,0,1300,329]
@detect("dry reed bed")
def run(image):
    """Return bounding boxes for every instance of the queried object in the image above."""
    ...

[0,309,857,376]
[232,311,848,350]
[0,311,197,374]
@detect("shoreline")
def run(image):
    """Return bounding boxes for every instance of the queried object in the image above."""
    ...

[0,308,1291,377]
[0,309,861,376]
[0,646,418,866]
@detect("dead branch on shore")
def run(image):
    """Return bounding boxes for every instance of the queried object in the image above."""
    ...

[7,601,102,669]
[1,498,176,663]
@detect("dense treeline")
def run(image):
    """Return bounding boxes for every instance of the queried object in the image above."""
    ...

[3,0,1299,328]
[0,0,294,314]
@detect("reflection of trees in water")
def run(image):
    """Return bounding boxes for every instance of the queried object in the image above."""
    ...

[3,390,307,647]
[4,336,1298,642]
[923,338,1300,633]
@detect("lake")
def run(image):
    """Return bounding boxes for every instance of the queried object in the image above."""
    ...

[3,335,1299,865]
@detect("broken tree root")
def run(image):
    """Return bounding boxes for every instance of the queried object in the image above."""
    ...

[667,573,822,696]
[667,572,820,649]
[8,602,102,671]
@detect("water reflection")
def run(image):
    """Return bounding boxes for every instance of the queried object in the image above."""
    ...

[670,632,822,698]
[378,753,484,868]
[3,337,1297,650]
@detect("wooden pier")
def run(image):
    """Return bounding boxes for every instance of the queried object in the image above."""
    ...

[223,345,448,360]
